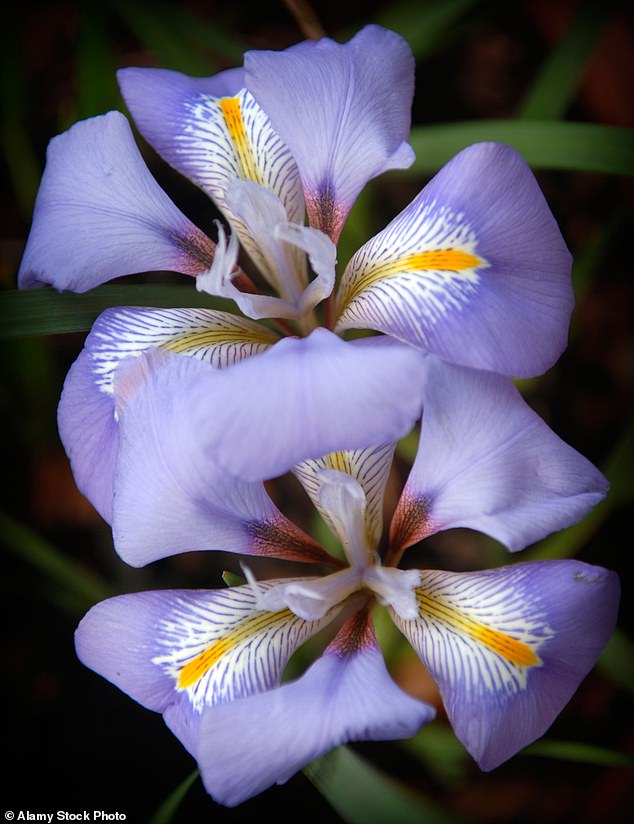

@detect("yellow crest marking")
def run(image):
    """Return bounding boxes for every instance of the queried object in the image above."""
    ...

[219,96,261,183]
[417,589,540,668]
[339,249,483,314]
[177,608,293,690]
[161,325,276,355]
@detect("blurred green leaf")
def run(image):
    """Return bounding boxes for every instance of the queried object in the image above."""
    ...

[0,512,112,607]
[149,769,199,824]
[522,739,634,768]
[305,745,463,824]
[0,285,235,339]
[526,423,634,561]
[76,5,119,120]
[109,0,215,74]
[598,628,634,694]
[401,724,468,785]
[409,121,634,176]
[518,0,610,120]
[377,0,480,58]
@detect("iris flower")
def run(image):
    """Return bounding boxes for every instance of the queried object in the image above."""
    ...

[75,345,617,806]
[17,25,576,517]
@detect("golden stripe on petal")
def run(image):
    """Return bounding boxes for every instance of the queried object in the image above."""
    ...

[417,588,540,668]
[339,248,484,314]
[219,96,261,183]
[177,608,294,689]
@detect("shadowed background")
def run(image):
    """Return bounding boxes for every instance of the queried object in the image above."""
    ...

[1,1,633,821]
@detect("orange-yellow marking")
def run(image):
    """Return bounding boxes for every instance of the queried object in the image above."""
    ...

[177,608,293,690]
[219,96,261,183]
[161,325,277,355]
[324,451,353,475]
[417,589,540,667]
[339,249,483,314]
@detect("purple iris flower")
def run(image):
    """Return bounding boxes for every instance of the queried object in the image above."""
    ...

[17,26,576,520]
[75,346,618,806]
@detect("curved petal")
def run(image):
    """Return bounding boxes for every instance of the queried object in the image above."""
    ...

[18,112,215,292]
[150,327,426,482]
[57,306,277,522]
[294,443,396,548]
[390,562,619,771]
[118,68,305,264]
[197,609,434,806]
[389,357,608,555]
[196,202,336,325]
[335,142,573,378]
[112,351,331,567]
[75,582,336,755]
[245,24,415,241]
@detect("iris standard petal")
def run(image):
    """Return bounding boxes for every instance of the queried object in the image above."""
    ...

[75,582,336,755]
[295,443,396,548]
[165,327,425,482]
[245,24,415,242]
[118,68,305,264]
[113,351,331,567]
[18,111,215,292]
[196,609,434,806]
[390,562,619,771]
[57,306,276,522]
[390,357,608,555]
[335,142,573,378]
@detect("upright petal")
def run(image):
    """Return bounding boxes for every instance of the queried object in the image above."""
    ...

[197,609,434,806]
[245,25,415,241]
[118,68,305,269]
[112,350,332,567]
[18,112,215,292]
[335,142,573,377]
[390,562,619,770]
[295,443,396,548]
[57,306,277,522]
[389,357,608,556]
[75,582,336,755]
[146,327,425,482]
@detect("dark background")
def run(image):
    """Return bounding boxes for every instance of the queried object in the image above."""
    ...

[1,1,633,821]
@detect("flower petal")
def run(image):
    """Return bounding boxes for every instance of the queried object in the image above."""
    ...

[390,562,619,770]
[18,111,215,292]
[294,443,396,548]
[112,350,330,567]
[335,142,573,377]
[75,582,335,755]
[155,327,425,482]
[245,24,415,241]
[390,357,608,555]
[57,306,277,522]
[196,609,434,805]
[118,68,305,264]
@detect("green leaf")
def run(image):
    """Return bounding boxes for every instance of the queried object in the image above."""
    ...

[0,285,234,339]
[408,121,634,176]
[305,746,464,824]
[0,511,112,608]
[518,0,611,120]
[598,628,634,695]
[109,0,215,74]
[221,569,246,588]
[526,422,634,561]
[377,0,481,59]
[401,723,469,785]
[148,769,199,824]
[76,5,119,120]
[522,739,634,768]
